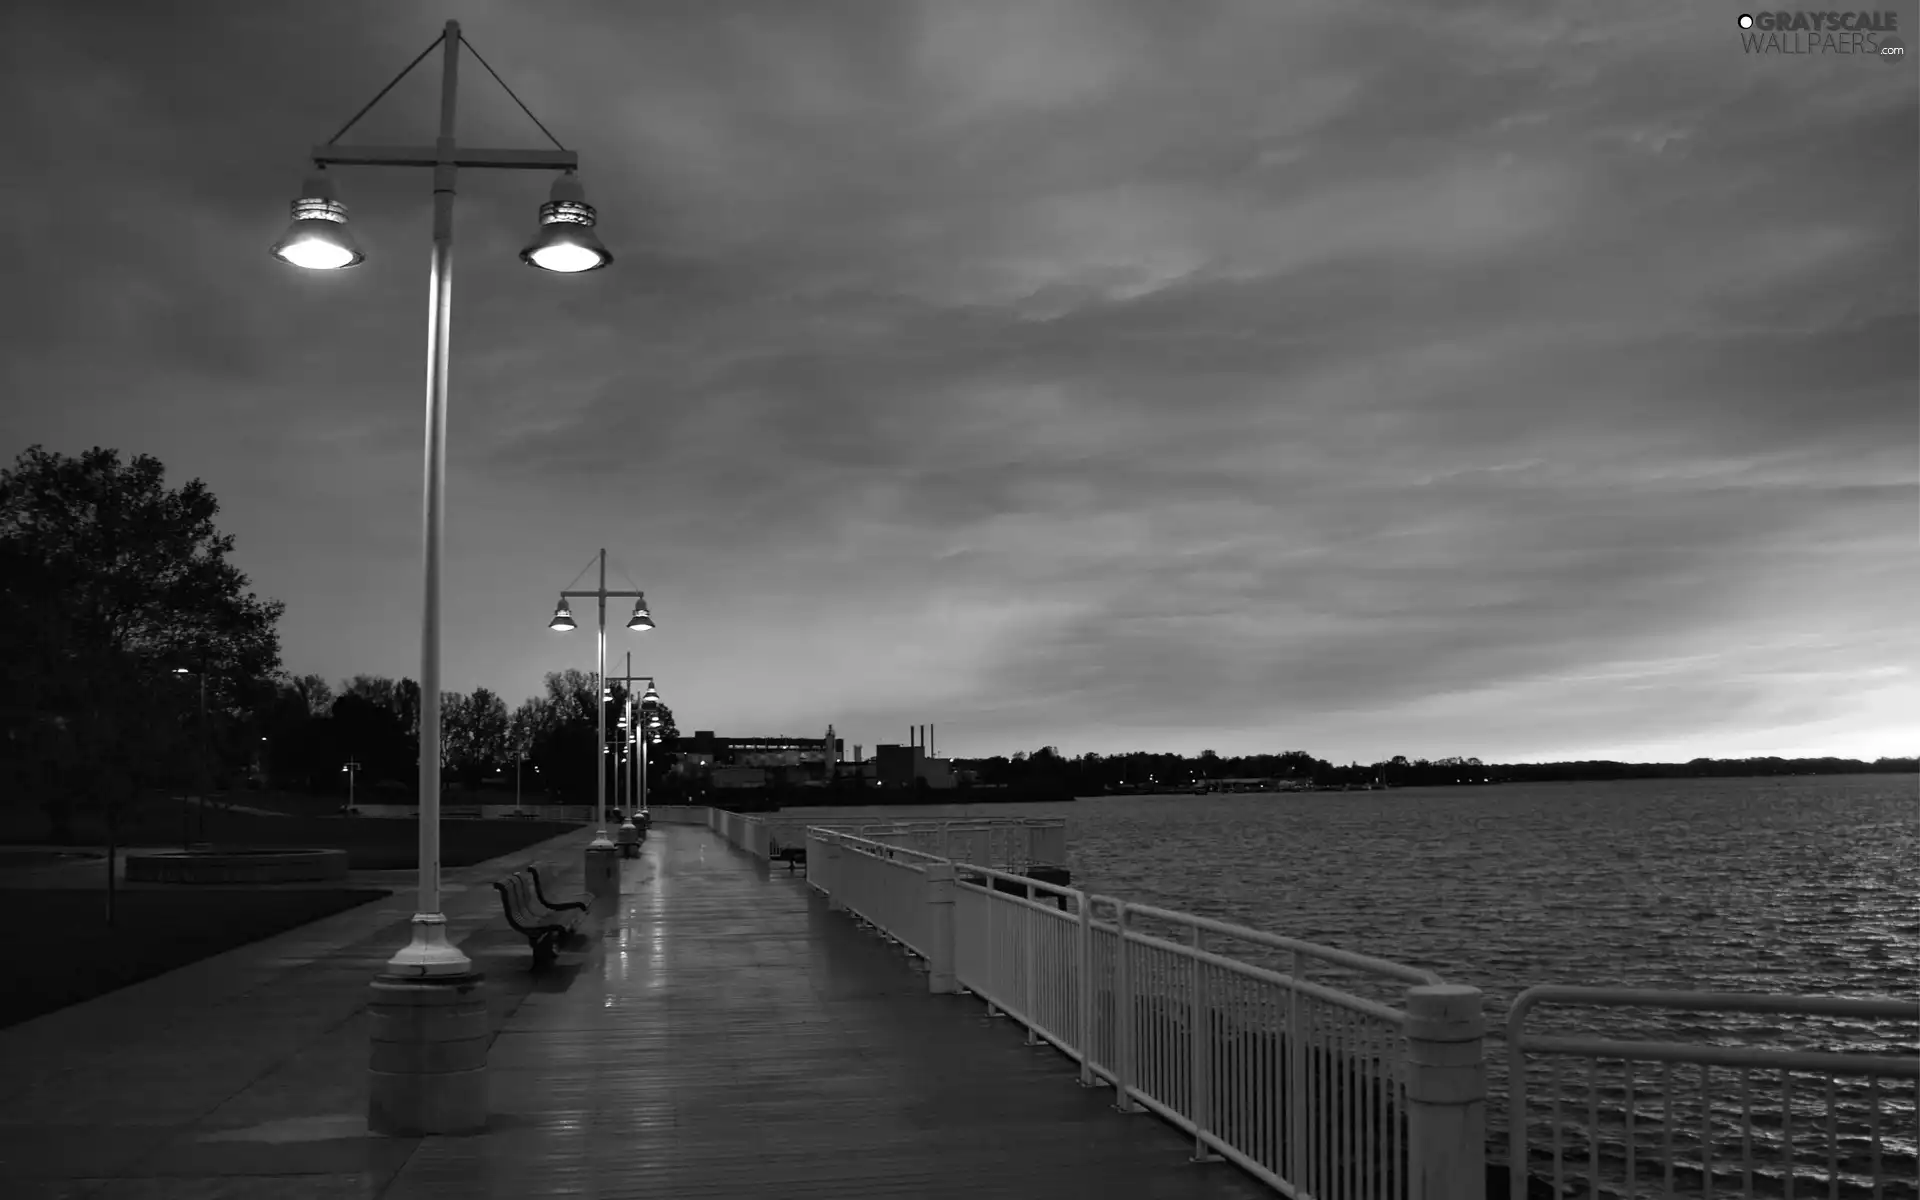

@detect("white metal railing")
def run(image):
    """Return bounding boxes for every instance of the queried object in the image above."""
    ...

[855,817,1068,874]
[1503,987,1920,1200]
[806,826,1485,1200]
[702,809,1063,876]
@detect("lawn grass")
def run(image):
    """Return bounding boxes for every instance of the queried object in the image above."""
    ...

[0,795,584,868]
[0,887,393,1029]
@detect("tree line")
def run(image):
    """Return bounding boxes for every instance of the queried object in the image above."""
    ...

[0,445,677,841]
[263,668,678,803]
[958,747,1917,792]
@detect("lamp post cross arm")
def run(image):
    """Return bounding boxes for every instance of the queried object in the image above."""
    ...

[310,144,578,171]
[560,588,647,599]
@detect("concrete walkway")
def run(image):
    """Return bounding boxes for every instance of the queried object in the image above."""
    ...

[3,824,1270,1199]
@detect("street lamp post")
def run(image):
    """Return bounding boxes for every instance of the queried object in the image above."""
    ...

[171,666,209,849]
[607,658,660,817]
[547,548,652,899]
[272,20,610,1139]
[342,757,361,810]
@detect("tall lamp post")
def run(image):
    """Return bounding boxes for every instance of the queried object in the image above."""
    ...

[547,548,652,895]
[272,20,610,1138]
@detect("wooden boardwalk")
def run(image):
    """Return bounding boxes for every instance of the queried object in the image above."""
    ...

[391,823,1271,1198]
[1,822,1272,1199]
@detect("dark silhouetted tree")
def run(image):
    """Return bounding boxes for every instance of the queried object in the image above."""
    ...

[0,445,284,840]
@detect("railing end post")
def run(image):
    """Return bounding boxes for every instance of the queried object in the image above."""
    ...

[1404,983,1487,1200]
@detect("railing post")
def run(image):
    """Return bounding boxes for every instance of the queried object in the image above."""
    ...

[984,869,999,1016]
[924,862,958,994]
[1024,879,1038,1044]
[1190,923,1216,1160]
[1406,984,1487,1200]
[825,836,845,912]
[1076,891,1095,1087]
[1114,903,1137,1112]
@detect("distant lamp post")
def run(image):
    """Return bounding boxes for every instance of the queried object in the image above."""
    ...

[549,549,652,852]
[608,657,659,817]
[171,666,209,849]
[343,757,362,810]
[272,18,609,1138]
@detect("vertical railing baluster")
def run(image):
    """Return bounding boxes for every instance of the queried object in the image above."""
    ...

[1292,958,1307,1191]
[1866,1074,1881,1200]
[1740,1067,1753,1199]
[1625,1061,1637,1200]
[1552,1055,1565,1200]
[1702,1063,1714,1200]
[1115,903,1135,1112]
[1190,924,1210,1159]
[1588,1056,1600,1200]
[1024,880,1038,1044]
[1782,1072,1794,1200]
[1076,892,1094,1087]
[1823,1075,1836,1200]
[1663,1060,1675,1198]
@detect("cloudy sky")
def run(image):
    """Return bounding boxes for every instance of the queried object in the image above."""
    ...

[2,0,1913,765]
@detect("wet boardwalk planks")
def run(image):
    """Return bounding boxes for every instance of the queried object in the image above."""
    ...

[387,823,1271,1199]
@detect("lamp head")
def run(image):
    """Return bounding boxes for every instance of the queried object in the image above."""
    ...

[521,172,612,273]
[270,171,366,270]
[626,593,654,631]
[548,599,577,632]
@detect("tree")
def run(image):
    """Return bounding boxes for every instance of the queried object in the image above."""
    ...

[342,674,398,711]
[0,446,284,839]
[444,686,509,787]
[288,673,334,718]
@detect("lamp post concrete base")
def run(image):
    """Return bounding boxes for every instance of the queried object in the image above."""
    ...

[616,819,640,858]
[584,840,620,915]
[367,971,488,1137]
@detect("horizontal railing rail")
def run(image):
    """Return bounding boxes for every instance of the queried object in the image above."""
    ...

[701,808,1063,875]
[1505,986,1920,1200]
[806,830,1485,1199]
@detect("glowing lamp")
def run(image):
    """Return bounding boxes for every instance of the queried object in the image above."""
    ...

[270,173,366,270]
[520,173,611,273]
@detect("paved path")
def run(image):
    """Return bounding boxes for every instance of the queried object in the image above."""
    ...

[3,824,1270,1199]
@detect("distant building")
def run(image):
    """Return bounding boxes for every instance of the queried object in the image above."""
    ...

[873,743,956,789]
[670,730,845,787]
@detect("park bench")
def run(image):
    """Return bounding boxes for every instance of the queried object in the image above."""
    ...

[491,868,585,967]
[524,865,590,915]
[767,837,807,873]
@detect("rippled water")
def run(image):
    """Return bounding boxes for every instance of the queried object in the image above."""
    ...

[791,775,1918,1007]
[787,774,1919,1190]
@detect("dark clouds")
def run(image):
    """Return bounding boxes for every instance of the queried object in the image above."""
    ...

[1,0,1913,763]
